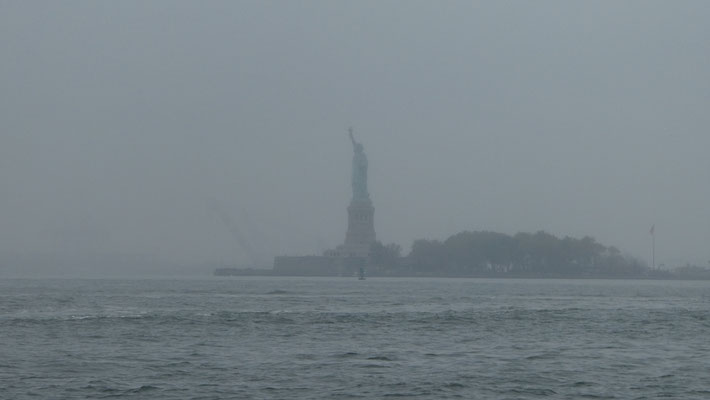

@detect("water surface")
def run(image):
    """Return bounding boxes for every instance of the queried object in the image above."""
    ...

[2,277,709,399]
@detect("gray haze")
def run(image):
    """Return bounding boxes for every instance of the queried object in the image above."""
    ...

[2,1,709,276]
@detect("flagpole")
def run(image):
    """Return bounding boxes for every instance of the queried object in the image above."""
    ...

[650,224,655,270]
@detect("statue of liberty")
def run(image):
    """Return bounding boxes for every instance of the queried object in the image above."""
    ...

[349,128,369,201]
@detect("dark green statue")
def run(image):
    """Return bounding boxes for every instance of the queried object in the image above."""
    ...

[349,128,369,201]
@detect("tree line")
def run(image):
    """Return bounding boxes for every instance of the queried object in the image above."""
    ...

[371,230,649,277]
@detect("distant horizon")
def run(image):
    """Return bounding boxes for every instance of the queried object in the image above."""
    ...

[4,226,705,280]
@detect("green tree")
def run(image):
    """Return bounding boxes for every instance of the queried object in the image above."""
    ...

[370,241,402,268]
[405,230,649,277]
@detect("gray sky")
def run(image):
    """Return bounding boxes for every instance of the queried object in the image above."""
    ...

[2,1,709,273]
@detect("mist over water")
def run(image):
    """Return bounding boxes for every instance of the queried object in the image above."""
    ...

[3,1,710,273]
[3,277,710,399]
[3,2,710,398]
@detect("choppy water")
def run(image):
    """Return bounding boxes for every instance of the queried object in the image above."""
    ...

[2,277,710,399]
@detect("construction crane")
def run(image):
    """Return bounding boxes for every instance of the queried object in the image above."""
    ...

[206,198,262,267]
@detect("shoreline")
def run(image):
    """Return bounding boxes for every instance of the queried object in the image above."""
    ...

[213,268,710,280]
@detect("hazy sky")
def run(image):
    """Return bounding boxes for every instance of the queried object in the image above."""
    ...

[2,1,709,272]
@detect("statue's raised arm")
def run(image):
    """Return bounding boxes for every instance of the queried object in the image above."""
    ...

[349,128,357,148]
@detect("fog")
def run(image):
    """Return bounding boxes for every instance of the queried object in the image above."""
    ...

[2,1,709,276]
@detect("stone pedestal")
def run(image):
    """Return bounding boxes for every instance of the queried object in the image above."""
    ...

[340,199,376,258]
